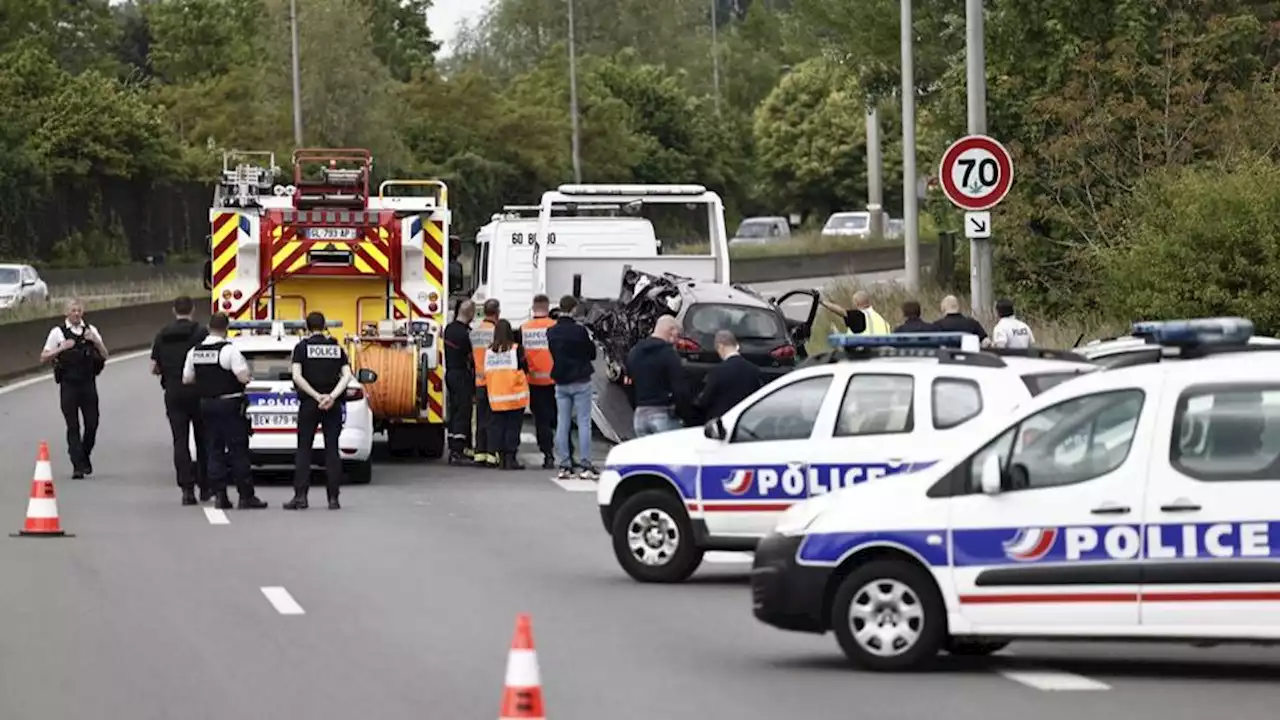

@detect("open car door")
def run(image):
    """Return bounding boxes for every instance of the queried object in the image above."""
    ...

[770,288,820,358]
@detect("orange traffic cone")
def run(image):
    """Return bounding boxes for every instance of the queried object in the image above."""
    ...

[11,442,72,538]
[499,613,545,720]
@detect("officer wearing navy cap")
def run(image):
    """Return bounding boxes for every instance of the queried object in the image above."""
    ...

[285,311,353,511]
[183,312,268,510]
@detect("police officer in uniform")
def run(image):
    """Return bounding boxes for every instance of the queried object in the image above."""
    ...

[40,298,107,479]
[470,299,500,467]
[183,312,268,511]
[284,311,353,511]
[443,298,476,465]
[151,295,210,505]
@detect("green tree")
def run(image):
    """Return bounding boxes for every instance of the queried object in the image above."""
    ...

[144,0,265,84]
[360,0,439,81]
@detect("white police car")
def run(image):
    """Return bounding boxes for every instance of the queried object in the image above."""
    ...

[187,321,378,483]
[597,333,1099,583]
[751,317,1280,671]
[1078,331,1280,368]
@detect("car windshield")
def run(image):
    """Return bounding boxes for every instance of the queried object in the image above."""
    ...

[0,268,20,284]
[243,351,294,382]
[736,221,773,238]
[685,303,786,346]
[826,214,868,230]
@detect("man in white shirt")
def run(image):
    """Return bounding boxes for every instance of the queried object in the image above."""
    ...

[40,299,108,478]
[992,298,1035,349]
[182,313,268,511]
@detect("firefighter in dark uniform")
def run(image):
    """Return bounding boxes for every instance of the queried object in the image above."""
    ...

[470,299,500,467]
[443,298,476,465]
[150,295,211,505]
[284,311,353,511]
[183,312,268,510]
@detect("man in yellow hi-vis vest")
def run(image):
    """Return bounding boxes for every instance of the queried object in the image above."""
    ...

[820,290,891,336]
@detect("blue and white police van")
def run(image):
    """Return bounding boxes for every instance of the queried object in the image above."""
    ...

[751,318,1280,671]
[188,320,378,483]
[596,332,1098,583]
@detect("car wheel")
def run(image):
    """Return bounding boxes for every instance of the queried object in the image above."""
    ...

[611,490,703,583]
[416,425,445,459]
[344,460,372,484]
[945,638,1010,656]
[830,560,946,672]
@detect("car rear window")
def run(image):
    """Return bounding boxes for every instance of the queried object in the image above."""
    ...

[1021,371,1088,396]
[243,351,294,382]
[684,303,786,346]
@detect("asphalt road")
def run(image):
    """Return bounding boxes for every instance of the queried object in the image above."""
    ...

[2,353,1279,720]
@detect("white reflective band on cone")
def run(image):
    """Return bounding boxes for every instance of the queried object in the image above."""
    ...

[504,649,541,686]
[33,461,52,481]
[25,498,59,519]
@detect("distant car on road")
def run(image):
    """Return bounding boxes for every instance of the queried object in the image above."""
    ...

[0,264,49,309]
[730,217,791,246]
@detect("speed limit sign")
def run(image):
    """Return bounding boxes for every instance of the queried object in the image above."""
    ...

[938,135,1014,211]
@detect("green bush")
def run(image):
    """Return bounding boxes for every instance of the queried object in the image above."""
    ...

[1096,157,1280,333]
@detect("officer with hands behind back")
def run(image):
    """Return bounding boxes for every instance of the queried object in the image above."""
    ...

[40,298,107,479]
[183,312,268,510]
[285,311,352,511]
[151,295,210,505]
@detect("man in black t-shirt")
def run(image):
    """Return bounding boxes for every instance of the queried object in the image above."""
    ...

[286,311,353,511]
[151,295,211,505]
[935,295,988,342]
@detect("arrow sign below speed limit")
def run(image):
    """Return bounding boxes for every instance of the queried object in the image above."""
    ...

[938,135,1014,211]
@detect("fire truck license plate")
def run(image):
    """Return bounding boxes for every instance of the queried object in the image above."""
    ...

[305,227,357,241]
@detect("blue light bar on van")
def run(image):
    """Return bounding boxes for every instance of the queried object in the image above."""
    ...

[228,320,343,330]
[1130,317,1253,346]
[828,332,981,352]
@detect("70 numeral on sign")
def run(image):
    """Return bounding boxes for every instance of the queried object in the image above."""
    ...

[511,232,557,245]
[958,157,998,189]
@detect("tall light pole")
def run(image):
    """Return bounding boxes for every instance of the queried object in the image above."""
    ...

[966,0,992,320]
[900,0,919,293]
[711,0,721,114]
[567,0,583,182]
[289,0,303,146]
[866,106,883,239]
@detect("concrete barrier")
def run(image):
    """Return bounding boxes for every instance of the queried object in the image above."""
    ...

[0,300,210,384]
[3,244,934,382]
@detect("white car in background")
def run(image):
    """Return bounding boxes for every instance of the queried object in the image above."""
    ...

[1078,330,1280,368]
[187,321,377,483]
[0,264,49,308]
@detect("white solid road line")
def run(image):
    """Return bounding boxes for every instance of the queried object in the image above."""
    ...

[998,668,1111,691]
[260,587,305,615]
[203,508,230,525]
[0,349,151,395]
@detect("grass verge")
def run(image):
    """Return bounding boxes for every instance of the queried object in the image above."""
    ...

[0,278,206,325]
[807,275,1125,354]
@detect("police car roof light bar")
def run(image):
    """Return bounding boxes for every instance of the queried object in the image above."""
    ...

[1130,317,1254,346]
[229,320,344,330]
[828,332,981,352]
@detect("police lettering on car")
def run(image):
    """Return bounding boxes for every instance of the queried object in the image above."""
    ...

[182,312,268,511]
[284,311,353,511]
[39,298,108,479]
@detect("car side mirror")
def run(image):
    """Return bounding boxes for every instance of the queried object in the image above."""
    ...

[1008,462,1031,491]
[980,453,1003,495]
[704,418,727,441]
[357,368,378,384]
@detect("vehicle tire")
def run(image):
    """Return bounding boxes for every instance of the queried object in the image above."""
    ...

[611,490,703,583]
[417,425,445,459]
[830,560,946,672]
[344,460,373,484]
[386,426,416,458]
[945,638,1010,656]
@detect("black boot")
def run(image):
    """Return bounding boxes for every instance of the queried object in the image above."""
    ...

[328,494,341,510]
[504,452,525,471]
[448,451,467,466]
[199,485,214,502]
[541,453,555,470]
[283,493,308,510]
[214,491,233,510]
[181,486,198,506]
[238,494,268,510]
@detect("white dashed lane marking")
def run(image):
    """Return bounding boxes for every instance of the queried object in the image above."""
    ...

[550,478,598,492]
[703,551,754,564]
[997,668,1111,691]
[261,587,305,615]
[203,508,229,525]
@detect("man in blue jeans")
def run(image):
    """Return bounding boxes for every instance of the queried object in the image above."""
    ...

[547,295,597,479]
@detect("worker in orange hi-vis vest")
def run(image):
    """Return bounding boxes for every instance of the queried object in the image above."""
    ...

[484,319,530,470]
[518,294,557,470]
[470,299,500,468]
